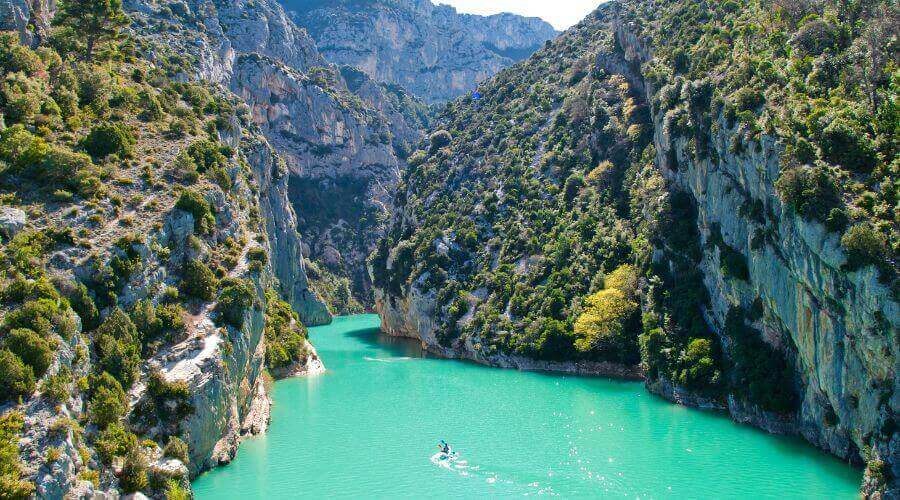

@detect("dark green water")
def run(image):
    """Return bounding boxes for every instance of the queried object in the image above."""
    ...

[193,314,861,498]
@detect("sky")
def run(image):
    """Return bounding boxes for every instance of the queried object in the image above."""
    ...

[436,0,603,30]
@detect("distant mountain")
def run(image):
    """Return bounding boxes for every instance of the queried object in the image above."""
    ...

[282,0,558,103]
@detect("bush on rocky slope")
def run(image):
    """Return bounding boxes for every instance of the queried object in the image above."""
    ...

[263,289,310,370]
[0,412,33,499]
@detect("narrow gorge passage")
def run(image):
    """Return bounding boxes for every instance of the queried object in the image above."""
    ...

[0,0,893,495]
[192,315,861,498]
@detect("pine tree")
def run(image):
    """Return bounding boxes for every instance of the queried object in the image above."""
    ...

[53,0,128,61]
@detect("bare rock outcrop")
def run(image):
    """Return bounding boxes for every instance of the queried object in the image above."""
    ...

[286,0,557,103]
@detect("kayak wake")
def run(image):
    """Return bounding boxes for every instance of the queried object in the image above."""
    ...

[363,356,415,363]
[429,451,557,495]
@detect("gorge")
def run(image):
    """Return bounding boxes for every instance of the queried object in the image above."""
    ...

[0,0,895,498]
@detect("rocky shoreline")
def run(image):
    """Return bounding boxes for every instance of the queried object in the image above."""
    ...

[423,342,644,380]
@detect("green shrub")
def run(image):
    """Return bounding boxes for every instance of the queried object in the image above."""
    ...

[155,304,186,340]
[163,436,189,464]
[175,190,215,234]
[732,87,764,112]
[428,130,452,153]
[137,88,163,121]
[94,423,137,464]
[52,86,78,118]
[246,247,268,272]
[675,338,719,388]
[0,350,35,401]
[1,74,43,124]
[89,372,127,428]
[639,327,669,379]
[0,411,34,498]
[81,122,135,159]
[841,224,888,271]
[92,309,141,388]
[215,279,255,328]
[563,174,584,207]
[65,282,99,331]
[263,289,308,369]
[719,244,750,281]
[4,298,75,340]
[129,299,156,343]
[171,149,198,182]
[75,171,102,198]
[824,207,849,233]
[3,328,54,378]
[131,300,186,347]
[1,276,58,303]
[407,150,427,168]
[52,189,73,202]
[1,230,49,278]
[0,125,47,172]
[181,259,217,301]
[818,119,877,173]
[775,165,839,221]
[185,140,228,173]
[0,32,43,75]
[789,18,841,56]
[42,367,72,403]
[40,146,94,186]
[145,370,192,420]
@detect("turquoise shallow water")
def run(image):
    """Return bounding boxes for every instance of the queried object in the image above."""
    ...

[193,314,861,498]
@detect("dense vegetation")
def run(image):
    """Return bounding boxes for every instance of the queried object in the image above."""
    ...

[373,0,896,414]
[372,13,695,370]
[263,289,311,370]
[0,0,316,494]
[620,0,897,279]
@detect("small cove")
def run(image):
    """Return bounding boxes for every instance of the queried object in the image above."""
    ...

[192,314,861,498]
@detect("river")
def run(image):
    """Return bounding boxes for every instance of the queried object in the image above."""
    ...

[192,314,861,498]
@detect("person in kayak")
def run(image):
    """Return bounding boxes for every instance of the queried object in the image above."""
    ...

[437,440,451,454]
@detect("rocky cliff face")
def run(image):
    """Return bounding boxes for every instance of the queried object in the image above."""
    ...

[0,0,50,45]
[125,0,432,314]
[639,48,896,465]
[284,0,558,103]
[607,3,897,491]
[372,0,898,495]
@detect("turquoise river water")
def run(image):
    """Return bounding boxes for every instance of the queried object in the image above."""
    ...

[193,314,861,498]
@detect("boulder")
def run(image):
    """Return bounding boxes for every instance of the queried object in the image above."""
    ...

[0,205,26,239]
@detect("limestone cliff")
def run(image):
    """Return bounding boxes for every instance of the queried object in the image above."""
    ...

[284,0,558,103]
[617,23,897,467]
[0,0,50,45]
[125,0,432,314]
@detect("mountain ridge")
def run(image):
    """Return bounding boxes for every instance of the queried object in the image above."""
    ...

[283,0,558,103]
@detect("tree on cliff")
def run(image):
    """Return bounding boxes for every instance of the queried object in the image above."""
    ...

[53,0,129,61]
